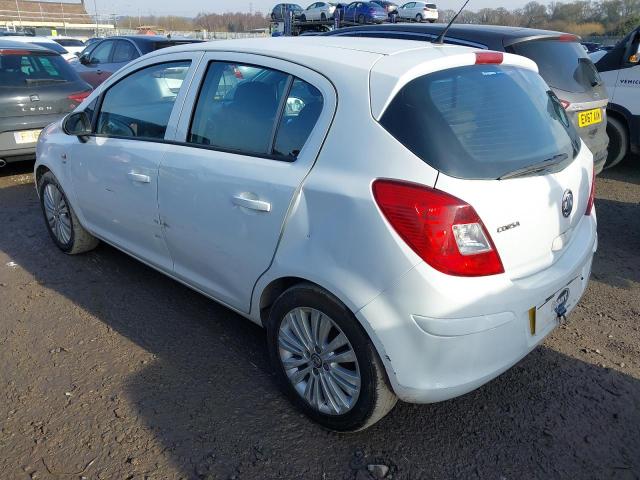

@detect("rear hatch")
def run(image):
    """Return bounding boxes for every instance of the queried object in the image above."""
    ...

[373,54,593,278]
[508,37,609,161]
[0,48,91,128]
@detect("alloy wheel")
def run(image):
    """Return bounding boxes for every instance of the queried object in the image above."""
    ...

[278,307,361,415]
[43,183,72,245]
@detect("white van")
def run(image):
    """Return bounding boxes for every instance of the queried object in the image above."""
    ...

[594,28,640,168]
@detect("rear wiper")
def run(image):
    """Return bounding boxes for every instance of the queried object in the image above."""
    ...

[25,78,68,84]
[498,153,569,180]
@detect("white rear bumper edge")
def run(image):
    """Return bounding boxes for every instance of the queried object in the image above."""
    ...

[356,215,597,404]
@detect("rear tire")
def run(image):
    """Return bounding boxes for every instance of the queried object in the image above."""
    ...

[321,13,327,21]
[38,171,98,255]
[416,13,423,22]
[605,115,629,169]
[266,283,397,432]
[428,18,436,23]
[300,14,306,22]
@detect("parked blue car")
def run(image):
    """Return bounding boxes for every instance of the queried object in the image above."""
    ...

[341,1,388,24]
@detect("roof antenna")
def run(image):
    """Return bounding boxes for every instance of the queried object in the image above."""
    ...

[434,0,471,45]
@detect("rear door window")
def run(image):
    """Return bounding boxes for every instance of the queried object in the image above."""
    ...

[510,40,602,93]
[188,62,323,159]
[379,65,580,180]
[112,40,139,63]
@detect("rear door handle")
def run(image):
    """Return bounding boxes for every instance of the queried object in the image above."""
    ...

[97,69,103,75]
[128,172,151,184]
[232,194,271,212]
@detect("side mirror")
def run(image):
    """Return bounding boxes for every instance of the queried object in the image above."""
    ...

[63,111,91,141]
[79,54,90,65]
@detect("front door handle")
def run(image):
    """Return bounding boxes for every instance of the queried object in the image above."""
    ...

[128,172,151,184]
[232,194,271,212]
[97,69,103,75]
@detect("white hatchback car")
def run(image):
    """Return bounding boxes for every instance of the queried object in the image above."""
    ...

[397,1,438,22]
[35,37,597,431]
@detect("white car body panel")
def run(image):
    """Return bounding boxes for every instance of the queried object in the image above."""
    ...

[35,37,597,405]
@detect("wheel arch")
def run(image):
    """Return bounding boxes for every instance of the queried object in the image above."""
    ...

[255,274,399,392]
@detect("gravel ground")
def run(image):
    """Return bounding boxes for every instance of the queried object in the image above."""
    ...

[0,159,639,480]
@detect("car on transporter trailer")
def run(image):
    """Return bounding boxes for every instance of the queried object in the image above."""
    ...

[34,37,596,431]
[323,24,611,173]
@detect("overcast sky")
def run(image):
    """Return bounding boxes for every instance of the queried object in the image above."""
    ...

[87,0,533,17]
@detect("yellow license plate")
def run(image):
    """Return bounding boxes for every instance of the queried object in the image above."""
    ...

[578,108,603,128]
[13,129,42,144]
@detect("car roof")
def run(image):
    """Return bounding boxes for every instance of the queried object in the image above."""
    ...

[1,35,58,44]
[326,23,572,48]
[0,39,49,51]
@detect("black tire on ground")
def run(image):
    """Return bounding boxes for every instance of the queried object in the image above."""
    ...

[428,18,436,23]
[321,13,327,21]
[38,171,99,255]
[266,283,398,432]
[300,14,306,22]
[358,14,366,24]
[416,13,423,22]
[605,115,629,169]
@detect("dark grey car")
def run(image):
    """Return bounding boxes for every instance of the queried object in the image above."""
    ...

[0,40,92,166]
[323,24,610,174]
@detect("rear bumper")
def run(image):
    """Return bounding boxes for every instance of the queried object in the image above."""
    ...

[357,213,597,404]
[0,115,65,162]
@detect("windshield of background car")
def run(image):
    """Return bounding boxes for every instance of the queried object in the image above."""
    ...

[32,42,68,54]
[510,39,602,93]
[55,38,84,47]
[0,51,80,87]
[379,65,581,180]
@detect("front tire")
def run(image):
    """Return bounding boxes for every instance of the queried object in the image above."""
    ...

[605,115,629,169]
[358,14,366,24]
[266,283,397,432]
[38,171,98,255]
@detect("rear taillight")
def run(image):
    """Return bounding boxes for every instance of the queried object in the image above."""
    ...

[559,99,571,109]
[475,52,503,64]
[372,180,504,277]
[586,168,596,215]
[68,91,91,104]
[233,66,243,79]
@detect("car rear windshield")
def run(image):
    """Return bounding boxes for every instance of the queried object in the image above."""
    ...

[0,51,80,87]
[379,65,580,180]
[510,39,602,93]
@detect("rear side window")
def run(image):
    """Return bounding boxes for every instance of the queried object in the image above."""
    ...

[96,61,191,140]
[112,40,139,63]
[379,65,580,180]
[510,40,602,93]
[189,62,323,159]
[0,51,80,87]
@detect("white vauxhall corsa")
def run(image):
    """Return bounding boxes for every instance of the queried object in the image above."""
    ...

[34,37,597,431]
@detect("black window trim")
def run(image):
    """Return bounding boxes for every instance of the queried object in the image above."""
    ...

[185,60,322,163]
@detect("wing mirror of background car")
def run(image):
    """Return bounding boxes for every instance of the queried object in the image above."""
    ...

[63,111,91,142]
[79,53,91,65]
